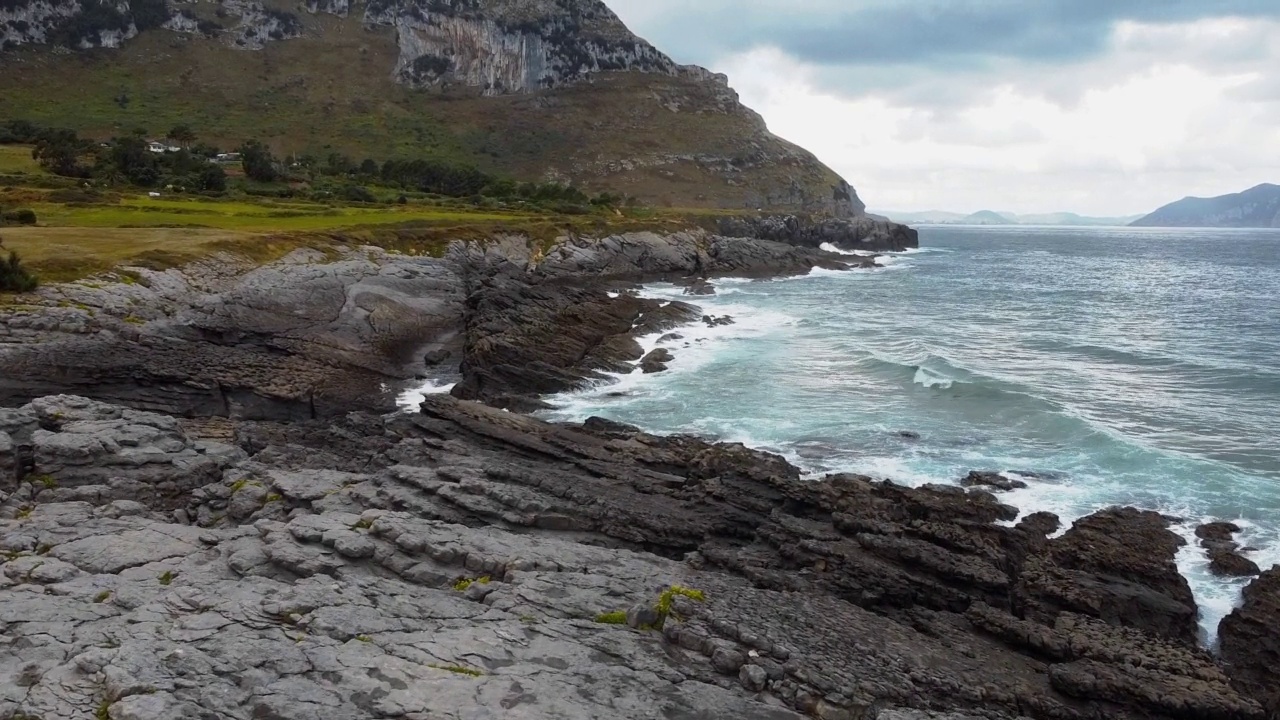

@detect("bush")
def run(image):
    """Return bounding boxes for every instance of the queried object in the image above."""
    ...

[197,164,226,192]
[338,184,376,203]
[0,250,39,293]
[1,208,37,225]
[239,140,279,182]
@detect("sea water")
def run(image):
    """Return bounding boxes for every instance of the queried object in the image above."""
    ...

[540,225,1280,645]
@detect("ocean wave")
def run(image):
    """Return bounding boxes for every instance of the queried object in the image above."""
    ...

[819,243,878,257]
[396,378,457,411]
[913,366,956,389]
[541,296,799,416]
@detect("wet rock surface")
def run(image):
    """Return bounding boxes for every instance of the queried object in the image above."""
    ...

[1219,568,1280,716]
[959,471,1028,492]
[0,393,1270,720]
[1196,521,1262,578]
[1015,507,1200,644]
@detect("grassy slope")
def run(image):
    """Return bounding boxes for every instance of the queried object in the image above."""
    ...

[0,171,740,282]
[0,14,844,212]
[0,146,44,174]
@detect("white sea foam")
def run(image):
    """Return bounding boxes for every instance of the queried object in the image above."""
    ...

[542,285,797,418]
[819,242,878,257]
[912,366,954,389]
[396,379,457,411]
[1164,513,1280,646]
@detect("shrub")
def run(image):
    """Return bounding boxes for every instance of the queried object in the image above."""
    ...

[339,184,376,203]
[0,250,39,293]
[1,208,36,225]
[239,140,279,182]
[197,164,227,192]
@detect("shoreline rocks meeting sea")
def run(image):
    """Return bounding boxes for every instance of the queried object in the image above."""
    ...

[2,215,1279,720]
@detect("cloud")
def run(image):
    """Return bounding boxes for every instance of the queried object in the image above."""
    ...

[709,19,1280,215]
[608,0,1280,69]
[603,2,1280,215]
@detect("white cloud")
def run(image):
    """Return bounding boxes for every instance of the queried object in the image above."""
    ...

[609,2,1280,216]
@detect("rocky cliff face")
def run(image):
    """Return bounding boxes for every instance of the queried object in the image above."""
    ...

[3,0,682,92]
[0,0,869,217]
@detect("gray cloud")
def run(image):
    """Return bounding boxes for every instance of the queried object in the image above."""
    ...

[609,0,1280,68]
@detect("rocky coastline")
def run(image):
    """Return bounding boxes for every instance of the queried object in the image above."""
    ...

[2,215,1278,720]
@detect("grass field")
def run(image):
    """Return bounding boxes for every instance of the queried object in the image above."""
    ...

[0,182,742,283]
[29,195,535,232]
[0,145,42,174]
[0,226,277,281]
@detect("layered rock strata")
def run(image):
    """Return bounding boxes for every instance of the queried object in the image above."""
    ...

[0,394,1272,719]
[0,224,901,417]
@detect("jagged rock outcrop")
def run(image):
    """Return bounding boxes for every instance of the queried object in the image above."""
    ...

[451,230,872,409]
[1219,567,1280,716]
[0,246,465,419]
[0,230,879,418]
[0,393,1268,719]
[1196,522,1262,578]
[719,214,920,253]
[1015,508,1200,644]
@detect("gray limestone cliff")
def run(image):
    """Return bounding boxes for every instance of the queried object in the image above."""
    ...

[3,0,683,92]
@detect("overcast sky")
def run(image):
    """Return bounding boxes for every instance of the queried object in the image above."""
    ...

[605,1,1280,215]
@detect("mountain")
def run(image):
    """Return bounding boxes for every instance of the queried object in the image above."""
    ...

[961,210,1014,225]
[1014,211,1144,226]
[0,0,862,216]
[878,209,1143,226]
[1131,183,1280,228]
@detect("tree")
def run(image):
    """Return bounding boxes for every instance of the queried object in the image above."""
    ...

[197,164,227,192]
[32,129,90,177]
[0,247,39,293]
[239,140,279,182]
[189,142,220,159]
[105,134,161,186]
[166,124,197,149]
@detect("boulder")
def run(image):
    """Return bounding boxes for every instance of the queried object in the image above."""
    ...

[959,470,1028,492]
[640,348,675,374]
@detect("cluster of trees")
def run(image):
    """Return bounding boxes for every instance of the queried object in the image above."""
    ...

[2,119,630,211]
[3,121,226,191]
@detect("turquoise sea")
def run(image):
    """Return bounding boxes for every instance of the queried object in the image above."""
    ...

[541,225,1280,644]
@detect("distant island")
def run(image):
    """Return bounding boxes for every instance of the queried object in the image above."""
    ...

[875,209,1143,226]
[1130,183,1280,228]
